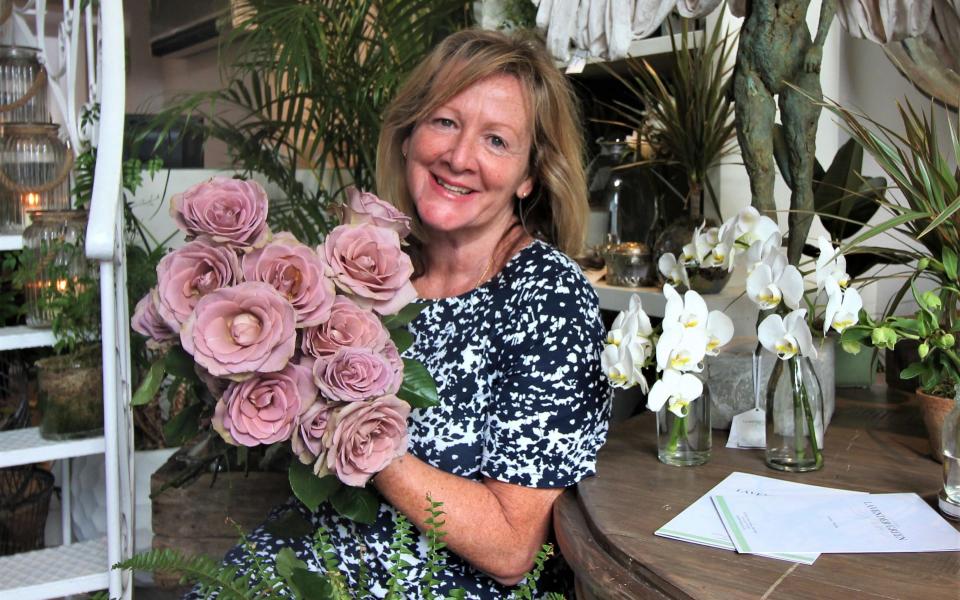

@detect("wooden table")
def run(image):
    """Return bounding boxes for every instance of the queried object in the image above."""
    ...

[554,386,960,599]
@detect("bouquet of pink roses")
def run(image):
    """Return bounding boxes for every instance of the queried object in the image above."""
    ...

[131,177,436,522]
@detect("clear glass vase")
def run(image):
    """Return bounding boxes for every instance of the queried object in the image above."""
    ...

[765,355,824,472]
[656,371,711,466]
[939,385,960,520]
[37,344,103,440]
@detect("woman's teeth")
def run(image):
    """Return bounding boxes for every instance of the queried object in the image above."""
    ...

[435,176,471,195]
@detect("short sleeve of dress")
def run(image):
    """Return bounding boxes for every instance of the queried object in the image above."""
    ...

[481,245,611,488]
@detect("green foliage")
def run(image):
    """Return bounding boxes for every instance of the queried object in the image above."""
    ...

[511,544,555,600]
[822,99,960,393]
[149,0,472,246]
[397,358,440,408]
[421,494,449,600]
[603,17,738,218]
[289,462,341,512]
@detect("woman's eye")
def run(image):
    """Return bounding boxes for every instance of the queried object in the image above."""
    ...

[489,135,506,148]
[436,118,455,128]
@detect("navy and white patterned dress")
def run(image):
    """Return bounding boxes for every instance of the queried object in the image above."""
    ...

[201,240,611,599]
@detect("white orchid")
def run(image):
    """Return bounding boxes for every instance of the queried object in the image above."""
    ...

[601,342,648,392]
[647,369,704,417]
[823,281,862,335]
[658,253,690,288]
[815,236,851,293]
[734,206,780,246]
[758,309,818,360]
[746,246,804,310]
[693,224,720,264]
[656,325,708,373]
[705,310,735,356]
[738,231,783,275]
[662,284,708,332]
[607,294,654,345]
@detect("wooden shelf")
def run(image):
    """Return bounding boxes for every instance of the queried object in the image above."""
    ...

[590,279,747,314]
[0,235,23,252]
[0,325,55,351]
[0,427,105,468]
[0,539,109,599]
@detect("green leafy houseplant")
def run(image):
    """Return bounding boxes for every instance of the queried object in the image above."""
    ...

[151,0,472,246]
[601,17,738,220]
[108,496,564,600]
[824,101,960,397]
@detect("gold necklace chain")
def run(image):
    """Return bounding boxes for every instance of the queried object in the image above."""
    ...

[474,255,494,289]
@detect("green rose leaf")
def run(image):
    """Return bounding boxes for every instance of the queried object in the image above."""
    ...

[163,402,203,446]
[289,462,340,512]
[331,486,379,525]
[275,547,309,580]
[131,359,165,407]
[164,346,197,379]
[390,327,414,354]
[397,358,439,408]
[290,568,337,600]
[381,302,429,329]
[263,509,314,539]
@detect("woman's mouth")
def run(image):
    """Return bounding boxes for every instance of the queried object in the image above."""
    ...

[433,174,473,195]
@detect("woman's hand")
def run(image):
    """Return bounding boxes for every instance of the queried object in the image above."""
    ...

[373,452,563,586]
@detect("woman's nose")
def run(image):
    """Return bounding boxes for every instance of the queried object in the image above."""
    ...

[446,134,477,172]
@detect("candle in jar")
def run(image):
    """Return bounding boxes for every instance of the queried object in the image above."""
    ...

[22,192,41,209]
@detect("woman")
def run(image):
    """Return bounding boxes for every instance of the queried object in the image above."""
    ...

[204,29,610,599]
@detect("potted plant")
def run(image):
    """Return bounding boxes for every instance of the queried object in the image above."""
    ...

[824,100,960,464]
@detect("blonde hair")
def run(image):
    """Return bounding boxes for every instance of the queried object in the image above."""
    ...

[376,29,587,257]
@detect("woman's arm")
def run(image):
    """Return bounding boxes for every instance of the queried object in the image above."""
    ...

[373,452,563,586]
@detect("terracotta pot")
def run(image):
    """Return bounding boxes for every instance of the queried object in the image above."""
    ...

[917,389,953,463]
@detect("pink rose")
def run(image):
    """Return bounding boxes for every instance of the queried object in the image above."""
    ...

[212,362,317,447]
[131,290,177,349]
[301,296,389,358]
[311,345,403,403]
[242,236,336,327]
[341,187,412,239]
[319,395,410,486]
[291,398,338,464]
[181,282,297,380]
[170,177,270,248]
[320,223,416,315]
[155,240,242,331]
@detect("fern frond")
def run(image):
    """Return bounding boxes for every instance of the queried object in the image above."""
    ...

[115,549,256,600]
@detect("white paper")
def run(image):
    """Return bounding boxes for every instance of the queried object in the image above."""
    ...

[727,408,766,448]
[654,472,863,564]
[713,492,960,554]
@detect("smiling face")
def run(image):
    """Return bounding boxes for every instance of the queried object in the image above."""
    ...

[401,73,535,244]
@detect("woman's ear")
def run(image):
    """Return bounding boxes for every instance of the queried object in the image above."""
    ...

[517,176,535,199]
[401,137,410,159]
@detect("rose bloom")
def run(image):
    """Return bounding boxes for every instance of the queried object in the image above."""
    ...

[317,395,410,486]
[320,223,416,315]
[242,235,336,327]
[301,296,389,358]
[181,282,297,380]
[341,186,411,239]
[170,176,270,248]
[213,362,317,447]
[311,345,403,403]
[155,239,242,331]
[291,398,338,464]
[131,290,177,349]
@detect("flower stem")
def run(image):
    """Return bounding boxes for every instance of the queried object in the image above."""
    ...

[790,357,822,467]
[667,413,685,454]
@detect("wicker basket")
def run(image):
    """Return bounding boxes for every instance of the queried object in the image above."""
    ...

[0,466,54,555]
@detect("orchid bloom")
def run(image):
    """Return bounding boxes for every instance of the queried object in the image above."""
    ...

[823,281,863,335]
[607,294,654,345]
[662,284,708,332]
[815,236,851,293]
[758,309,819,360]
[738,231,783,275]
[705,310,735,356]
[656,325,708,373]
[734,206,780,246]
[658,253,690,288]
[693,224,720,264]
[746,247,804,310]
[647,369,704,417]
[601,342,648,392]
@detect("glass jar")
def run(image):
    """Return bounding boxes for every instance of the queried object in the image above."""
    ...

[656,369,711,466]
[940,385,960,520]
[21,209,92,328]
[36,344,103,440]
[0,124,72,233]
[602,241,653,287]
[765,355,824,472]
[588,138,665,248]
[0,45,48,124]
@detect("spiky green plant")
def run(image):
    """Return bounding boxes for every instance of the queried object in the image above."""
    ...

[823,99,960,393]
[601,17,738,219]
[150,0,472,246]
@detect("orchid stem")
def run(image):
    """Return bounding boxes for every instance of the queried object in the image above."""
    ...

[667,414,685,454]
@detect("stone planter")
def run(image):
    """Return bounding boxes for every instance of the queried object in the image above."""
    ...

[707,336,835,430]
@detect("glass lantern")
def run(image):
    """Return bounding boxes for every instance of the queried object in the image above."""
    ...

[21,209,92,328]
[0,45,48,124]
[0,124,72,233]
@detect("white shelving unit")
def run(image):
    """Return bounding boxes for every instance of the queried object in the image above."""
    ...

[0,1,133,599]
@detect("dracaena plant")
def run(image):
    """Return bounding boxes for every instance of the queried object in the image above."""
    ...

[819,100,960,395]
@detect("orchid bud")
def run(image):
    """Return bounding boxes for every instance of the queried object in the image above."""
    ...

[918,342,930,359]
[917,258,930,271]
[937,333,955,349]
[871,327,898,350]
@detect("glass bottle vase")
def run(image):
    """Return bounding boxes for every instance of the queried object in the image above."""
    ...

[656,373,711,466]
[939,385,960,520]
[764,355,824,472]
